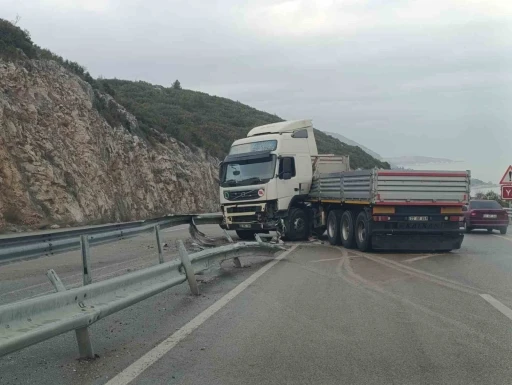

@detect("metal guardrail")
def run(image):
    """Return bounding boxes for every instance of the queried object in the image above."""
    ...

[0,214,223,264]
[0,235,285,359]
[506,208,512,224]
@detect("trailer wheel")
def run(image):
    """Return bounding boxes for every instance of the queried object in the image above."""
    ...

[327,210,342,245]
[285,208,308,241]
[340,210,355,249]
[355,211,372,252]
[501,226,508,235]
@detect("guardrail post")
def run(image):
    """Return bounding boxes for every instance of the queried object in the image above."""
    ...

[155,225,164,264]
[46,268,95,359]
[222,229,234,243]
[233,257,242,268]
[177,240,199,296]
[46,269,66,292]
[75,327,94,359]
[78,235,95,358]
[80,235,92,286]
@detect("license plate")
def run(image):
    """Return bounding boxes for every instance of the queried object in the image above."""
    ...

[409,216,428,221]
[240,224,252,228]
[483,214,497,219]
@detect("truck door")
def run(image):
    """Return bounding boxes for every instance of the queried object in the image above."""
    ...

[277,157,297,210]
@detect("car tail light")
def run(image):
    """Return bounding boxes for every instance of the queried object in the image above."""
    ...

[373,216,390,222]
[470,210,477,217]
[449,216,464,222]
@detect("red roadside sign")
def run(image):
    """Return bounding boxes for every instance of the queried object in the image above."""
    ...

[499,165,512,185]
[502,185,512,200]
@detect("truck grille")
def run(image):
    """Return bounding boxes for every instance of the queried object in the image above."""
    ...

[228,215,258,223]
[223,190,259,201]
[226,206,262,213]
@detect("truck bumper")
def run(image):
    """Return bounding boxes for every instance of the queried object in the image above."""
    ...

[220,203,277,231]
[371,233,464,251]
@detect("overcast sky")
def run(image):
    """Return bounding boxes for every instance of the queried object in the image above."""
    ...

[2,0,512,181]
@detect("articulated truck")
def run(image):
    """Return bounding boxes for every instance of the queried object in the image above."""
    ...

[219,120,470,251]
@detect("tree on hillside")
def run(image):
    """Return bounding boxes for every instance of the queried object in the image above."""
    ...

[172,80,182,90]
[485,191,508,207]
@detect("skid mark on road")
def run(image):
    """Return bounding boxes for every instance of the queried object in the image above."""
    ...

[336,248,507,346]
[492,235,512,244]
[403,253,446,263]
[309,257,344,263]
[349,249,483,296]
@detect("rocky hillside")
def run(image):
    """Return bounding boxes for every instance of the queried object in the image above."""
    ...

[0,59,219,230]
[0,18,387,230]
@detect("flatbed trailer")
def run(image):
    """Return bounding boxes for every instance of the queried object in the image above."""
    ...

[306,169,470,251]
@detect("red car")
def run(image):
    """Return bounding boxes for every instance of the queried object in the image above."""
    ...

[463,200,508,234]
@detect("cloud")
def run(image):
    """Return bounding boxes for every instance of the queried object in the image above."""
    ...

[1,0,512,180]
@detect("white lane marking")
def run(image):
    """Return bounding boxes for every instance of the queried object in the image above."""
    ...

[163,225,188,233]
[105,244,298,385]
[492,235,512,243]
[480,294,512,321]
[403,254,439,263]
[309,257,344,263]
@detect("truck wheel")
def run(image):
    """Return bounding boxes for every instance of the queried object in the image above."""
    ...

[487,228,493,233]
[464,222,472,233]
[285,208,308,241]
[355,211,372,252]
[340,210,355,249]
[501,227,508,235]
[236,230,257,240]
[327,210,342,245]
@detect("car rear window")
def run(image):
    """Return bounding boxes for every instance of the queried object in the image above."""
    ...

[469,200,502,209]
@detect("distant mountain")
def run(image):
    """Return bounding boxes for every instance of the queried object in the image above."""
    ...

[323,131,382,160]
[383,156,457,166]
[471,178,496,187]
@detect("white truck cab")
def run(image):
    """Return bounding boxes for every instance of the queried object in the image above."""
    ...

[219,119,347,239]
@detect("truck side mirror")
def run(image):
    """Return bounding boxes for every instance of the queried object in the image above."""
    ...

[282,172,292,180]
[218,162,224,185]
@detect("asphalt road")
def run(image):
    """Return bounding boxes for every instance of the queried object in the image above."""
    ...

[1,227,512,385]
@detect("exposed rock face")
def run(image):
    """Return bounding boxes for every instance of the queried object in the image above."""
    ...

[0,59,219,230]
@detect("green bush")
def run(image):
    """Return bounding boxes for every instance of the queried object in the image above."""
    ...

[0,18,37,60]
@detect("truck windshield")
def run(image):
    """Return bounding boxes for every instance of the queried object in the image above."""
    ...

[221,156,276,187]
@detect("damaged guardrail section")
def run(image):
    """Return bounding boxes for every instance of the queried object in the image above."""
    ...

[0,213,223,264]
[0,238,285,359]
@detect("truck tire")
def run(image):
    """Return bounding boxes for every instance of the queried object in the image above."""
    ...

[501,226,508,235]
[327,210,342,245]
[285,208,308,241]
[487,228,493,233]
[464,222,472,233]
[340,210,355,249]
[236,230,257,240]
[355,211,372,252]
